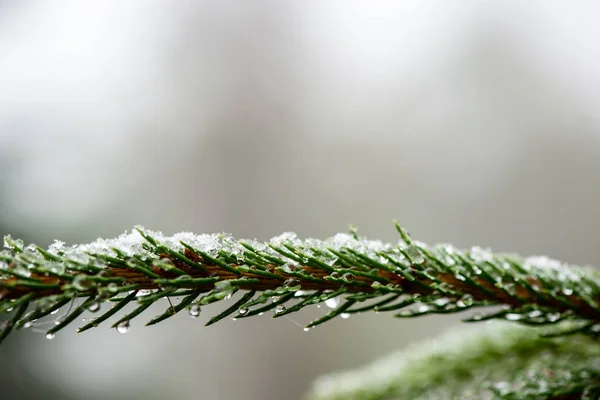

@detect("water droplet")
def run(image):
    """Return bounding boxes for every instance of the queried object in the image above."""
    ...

[454,273,466,282]
[212,280,234,300]
[116,321,130,334]
[326,257,339,267]
[23,322,33,329]
[340,313,350,319]
[283,278,301,291]
[303,327,310,332]
[238,307,249,316]
[373,306,380,314]
[417,305,431,313]
[189,304,201,318]
[527,310,542,318]
[45,333,55,340]
[371,281,383,290]
[546,312,561,322]
[72,275,94,291]
[136,289,152,297]
[404,244,425,264]
[591,324,600,333]
[107,283,119,293]
[505,313,522,321]
[433,298,450,307]
[562,287,574,296]
[274,304,286,315]
[470,313,483,321]
[81,318,87,322]
[88,302,100,313]
[280,263,297,273]
[325,296,340,309]
[50,309,59,315]
[404,245,425,264]
[457,294,474,308]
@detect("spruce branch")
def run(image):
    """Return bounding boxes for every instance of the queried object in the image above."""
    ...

[306,322,600,400]
[1,222,600,344]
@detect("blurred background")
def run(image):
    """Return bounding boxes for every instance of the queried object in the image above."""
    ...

[1,1,600,399]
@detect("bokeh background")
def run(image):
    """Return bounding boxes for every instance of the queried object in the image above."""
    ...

[2,1,600,399]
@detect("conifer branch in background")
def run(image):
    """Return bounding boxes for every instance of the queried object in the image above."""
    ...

[1,222,600,345]
[306,322,600,400]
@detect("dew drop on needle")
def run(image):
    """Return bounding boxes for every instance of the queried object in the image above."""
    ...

[116,321,130,334]
[274,304,286,315]
[189,304,201,318]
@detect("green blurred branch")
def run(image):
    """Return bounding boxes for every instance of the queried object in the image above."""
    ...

[306,323,600,400]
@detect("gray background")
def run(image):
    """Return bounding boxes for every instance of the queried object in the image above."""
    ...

[1,1,600,399]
